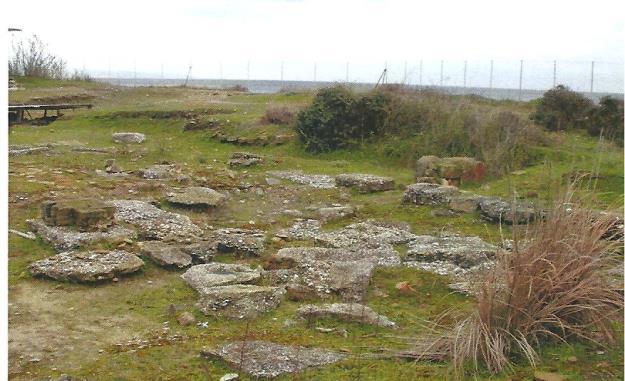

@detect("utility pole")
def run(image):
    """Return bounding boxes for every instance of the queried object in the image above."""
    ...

[419,60,423,87]
[183,65,192,87]
[518,59,523,101]
[552,60,556,87]
[440,60,444,87]
[403,61,407,84]
[489,59,494,91]
[590,61,595,93]
[463,60,467,88]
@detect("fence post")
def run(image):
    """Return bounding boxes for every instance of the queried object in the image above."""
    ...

[553,60,556,88]
[440,60,444,86]
[590,61,595,93]
[518,59,523,101]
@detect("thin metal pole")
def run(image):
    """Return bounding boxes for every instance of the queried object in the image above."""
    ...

[403,60,407,84]
[489,59,493,90]
[463,60,467,88]
[518,59,523,101]
[313,62,317,82]
[552,60,556,87]
[440,60,444,86]
[590,61,595,93]
[384,61,388,84]
[280,61,284,82]
[419,59,423,87]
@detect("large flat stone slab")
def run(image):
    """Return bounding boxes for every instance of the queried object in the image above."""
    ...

[402,183,460,206]
[140,241,193,268]
[296,303,397,328]
[111,200,202,242]
[195,285,286,319]
[202,341,344,378]
[167,187,226,208]
[28,250,144,282]
[335,173,394,193]
[26,219,135,252]
[314,222,416,248]
[211,228,265,256]
[181,263,261,293]
[41,199,115,232]
[405,234,498,268]
[478,197,538,224]
[273,246,398,301]
[112,132,145,144]
[266,170,336,189]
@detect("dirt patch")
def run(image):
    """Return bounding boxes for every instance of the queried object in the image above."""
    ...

[8,278,164,376]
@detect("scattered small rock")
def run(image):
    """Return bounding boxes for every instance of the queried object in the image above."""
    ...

[335,173,395,193]
[177,312,196,326]
[296,303,397,328]
[112,132,146,144]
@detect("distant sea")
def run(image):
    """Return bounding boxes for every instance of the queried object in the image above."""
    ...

[96,78,624,103]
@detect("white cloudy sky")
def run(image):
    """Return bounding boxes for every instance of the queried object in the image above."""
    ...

[6,0,625,89]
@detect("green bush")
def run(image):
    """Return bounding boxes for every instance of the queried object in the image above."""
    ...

[296,86,391,152]
[587,96,624,146]
[530,85,594,131]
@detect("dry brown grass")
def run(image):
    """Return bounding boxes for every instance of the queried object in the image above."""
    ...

[259,105,295,125]
[449,194,623,374]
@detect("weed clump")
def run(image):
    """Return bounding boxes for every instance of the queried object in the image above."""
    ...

[449,196,623,374]
[260,106,296,125]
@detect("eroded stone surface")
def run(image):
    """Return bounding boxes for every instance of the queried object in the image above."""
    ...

[112,200,202,242]
[275,219,321,241]
[266,170,336,189]
[296,303,397,328]
[228,152,262,167]
[139,164,189,181]
[167,187,226,208]
[195,285,285,318]
[181,263,261,293]
[112,132,145,144]
[140,241,193,268]
[272,245,399,300]
[478,197,538,224]
[28,250,144,282]
[335,174,395,193]
[317,205,355,221]
[314,222,416,248]
[402,183,460,206]
[405,235,499,268]
[41,199,115,232]
[27,219,135,252]
[211,228,265,256]
[202,341,344,378]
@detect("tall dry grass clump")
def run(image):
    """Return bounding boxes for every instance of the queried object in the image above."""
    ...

[451,197,623,374]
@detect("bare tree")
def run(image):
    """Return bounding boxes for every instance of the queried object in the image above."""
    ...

[9,34,66,79]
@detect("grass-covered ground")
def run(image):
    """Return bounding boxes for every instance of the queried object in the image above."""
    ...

[8,77,624,380]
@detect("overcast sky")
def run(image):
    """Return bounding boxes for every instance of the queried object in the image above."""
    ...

[6,0,625,89]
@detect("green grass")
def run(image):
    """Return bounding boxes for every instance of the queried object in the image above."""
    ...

[8,76,623,380]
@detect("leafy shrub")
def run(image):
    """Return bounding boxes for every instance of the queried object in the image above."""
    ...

[260,106,295,125]
[587,96,624,146]
[9,34,67,79]
[530,85,594,131]
[296,86,391,152]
